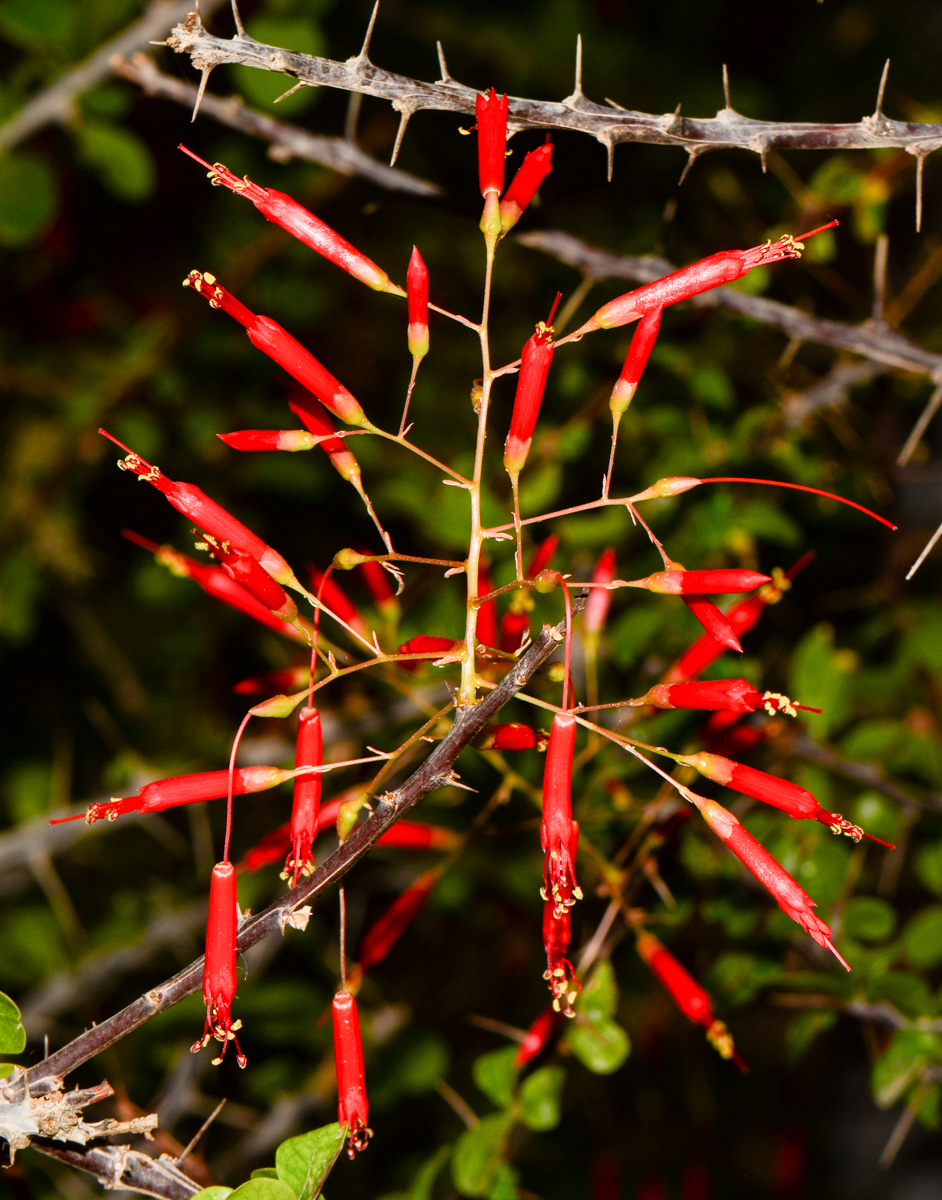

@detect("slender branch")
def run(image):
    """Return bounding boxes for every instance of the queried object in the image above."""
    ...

[518,229,942,383]
[111,53,441,198]
[30,1141,201,1200]
[166,12,942,160]
[25,612,577,1094]
[0,0,227,154]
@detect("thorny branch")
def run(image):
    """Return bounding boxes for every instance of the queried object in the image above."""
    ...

[23,612,577,1096]
[31,1141,202,1200]
[165,11,942,183]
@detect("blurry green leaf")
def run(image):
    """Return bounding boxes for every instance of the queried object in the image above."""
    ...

[518,1064,565,1131]
[917,1083,942,1131]
[4,761,51,823]
[378,1145,451,1200]
[902,906,942,970]
[579,960,618,1022]
[250,1170,280,1181]
[612,605,666,669]
[0,992,25,1055]
[689,363,734,412]
[487,1162,519,1200]
[868,972,932,1019]
[231,18,325,114]
[702,896,759,939]
[851,793,900,846]
[275,1123,345,1200]
[566,1016,630,1075]
[784,1009,837,1065]
[0,152,59,247]
[75,121,156,202]
[843,896,896,943]
[708,953,783,1008]
[790,623,855,737]
[0,0,76,51]
[472,1046,518,1109]
[915,842,942,898]
[230,1183,296,1200]
[191,1189,234,1200]
[518,461,562,515]
[0,1064,16,1078]
[452,1113,512,1197]
[872,1029,942,1109]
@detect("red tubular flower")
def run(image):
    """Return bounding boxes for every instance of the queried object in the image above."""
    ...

[639,568,772,595]
[610,307,662,416]
[693,796,851,969]
[514,1006,562,1066]
[541,713,582,917]
[636,931,739,1063]
[286,385,362,486]
[332,990,372,1157]
[357,866,443,973]
[396,634,462,669]
[308,565,368,638]
[476,89,509,197]
[199,534,298,624]
[476,564,498,649]
[682,596,743,653]
[282,707,323,886]
[584,548,616,638]
[102,432,298,587]
[504,313,557,476]
[499,137,553,234]
[179,146,402,295]
[371,823,458,850]
[218,429,318,452]
[183,271,367,428]
[192,861,246,1067]
[642,679,769,713]
[54,765,295,826]
[407,246,429,359]
[576,222,838,334]
[679,752,891,844]
[233,665,310,695]
[123,531,309,643]
[543,821,581,1015]
[500,535,559,652]
[476,722,544,751]
[673,595,765,676]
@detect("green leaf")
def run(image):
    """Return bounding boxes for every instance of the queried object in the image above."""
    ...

[378,1146,451,1200]
[275,1123,346,1200]
[190,1189,234,1200]
[487,1162,519,1200]
[872,1029,942,1109]
[566,1016,630,1075]
[0,992,26,1056]
[789,623,855,738]
[902,906,942,970]
[843,896,896,943]
[0,1064,16,1078]
[0,152,59,247]
[578,960,618,1023]
[229,1183,296,1200]
[251,1170,280,1181]
[74,121,156,202]
[452,1113,512,1198]
[0,0,77,52]
[915,841,942,898]
[784,1010,837,1065]
[518,1065,565,1131]
[472,1046,518,1109]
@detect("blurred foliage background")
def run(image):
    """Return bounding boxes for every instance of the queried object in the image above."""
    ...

[3,0,942,1197]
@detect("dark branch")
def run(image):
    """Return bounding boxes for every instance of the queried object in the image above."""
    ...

[31,1142,201,1200]
[25,617,572,1093]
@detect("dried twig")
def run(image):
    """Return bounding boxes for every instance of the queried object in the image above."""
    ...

[111,53,441,197]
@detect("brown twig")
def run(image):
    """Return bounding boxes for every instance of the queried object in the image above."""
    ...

[24,613,576,1095]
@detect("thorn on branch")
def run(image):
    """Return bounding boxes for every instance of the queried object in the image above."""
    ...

[436,41,457,86]
[873,57,890,120]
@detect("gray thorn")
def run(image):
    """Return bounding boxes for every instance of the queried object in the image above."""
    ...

[722,63,732,110]
[436,41,455,85]
[191,67,212,123]
[873,58,890,119]
[230,0,245,37]
[390,106,413,167]
[916,151,926,233]
[355,1,380,68]
[678,147,702,186]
